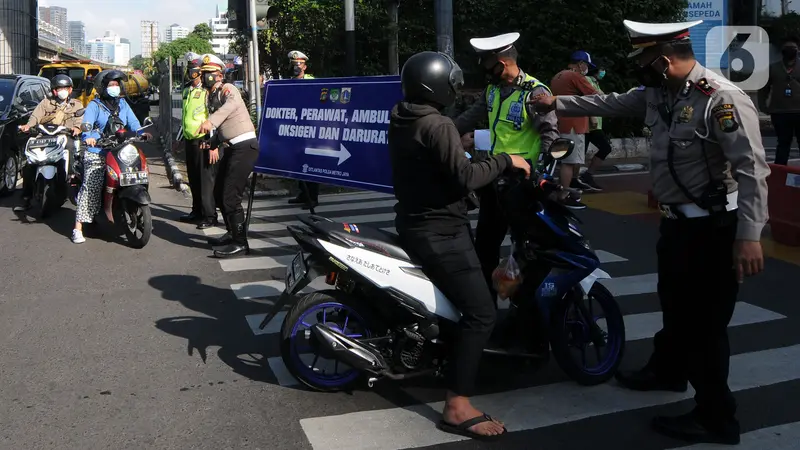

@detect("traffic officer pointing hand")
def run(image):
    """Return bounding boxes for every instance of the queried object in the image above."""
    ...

[529,19,770,445]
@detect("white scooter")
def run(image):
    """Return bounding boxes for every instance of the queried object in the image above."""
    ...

[22,124,78,218]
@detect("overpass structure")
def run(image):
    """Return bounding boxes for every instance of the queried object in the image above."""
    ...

[37,25,128,70]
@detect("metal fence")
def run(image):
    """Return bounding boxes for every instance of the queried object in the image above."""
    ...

[152,57,188,195]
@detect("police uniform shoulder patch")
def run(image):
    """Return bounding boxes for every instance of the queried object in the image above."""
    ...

[694,78,716,96]
[712,103,738,133]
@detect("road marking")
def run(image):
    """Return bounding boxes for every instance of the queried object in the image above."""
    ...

[607,302,785,341]
[205,212,399,235]
[298,344,800,449]
[219,255,294,272]
[232,277,331,300]
[267,356,300,387]
[580,191,653,215]
[671,421,800,449]
[599,273,657,297]
[249,191,393,210]
[256,200,397,218]
[248,236,299,250]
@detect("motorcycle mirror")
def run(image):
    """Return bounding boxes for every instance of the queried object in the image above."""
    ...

[548,138,574,160]
[142,117,153,127]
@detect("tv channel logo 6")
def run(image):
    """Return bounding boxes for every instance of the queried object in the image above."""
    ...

[705,26,770,91]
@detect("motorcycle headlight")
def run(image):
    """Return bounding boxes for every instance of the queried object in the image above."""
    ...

[118,144,139,166]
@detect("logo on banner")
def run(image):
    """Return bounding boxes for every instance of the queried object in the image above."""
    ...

[341,87,351,104]
[330,88,340,102]
[320,88,328,102]
[302,164,309,173]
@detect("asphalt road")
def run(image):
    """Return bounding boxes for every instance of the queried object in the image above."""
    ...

[1,153,799,450]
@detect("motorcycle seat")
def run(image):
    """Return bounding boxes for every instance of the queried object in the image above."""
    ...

[324,222,417,263]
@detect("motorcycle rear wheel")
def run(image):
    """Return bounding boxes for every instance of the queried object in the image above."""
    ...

[549,283,625,386]
[280,290,378,392]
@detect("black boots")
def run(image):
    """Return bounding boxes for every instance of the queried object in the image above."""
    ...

[213,211,248,258]
[207,214,231,246]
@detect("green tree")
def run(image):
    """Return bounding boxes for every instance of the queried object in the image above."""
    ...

[191,23,213,42]
[152,35,213,62]
[129,54,147,71]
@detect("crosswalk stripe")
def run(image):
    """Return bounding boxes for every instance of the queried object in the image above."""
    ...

[249,191,392,210]
[257,301,784,389]
[205,212,399,235]
[257,200,397,218]
[219,255,294,272]
[232,278,330,300]
[670,421,800,449]
[598,273,658,297]
[298,344,800,449]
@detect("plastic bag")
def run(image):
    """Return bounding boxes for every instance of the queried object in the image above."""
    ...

[492,253,523,301]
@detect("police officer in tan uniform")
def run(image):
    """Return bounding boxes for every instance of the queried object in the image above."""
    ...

[532,20,769,445]
[15,74,84,212]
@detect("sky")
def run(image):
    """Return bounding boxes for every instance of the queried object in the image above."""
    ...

[39,0,225,56]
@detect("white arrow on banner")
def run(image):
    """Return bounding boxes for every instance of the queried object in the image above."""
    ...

[304,143,352,165]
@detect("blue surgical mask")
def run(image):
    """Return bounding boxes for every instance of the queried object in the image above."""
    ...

[597,70,606,80]
[107,86,121,97]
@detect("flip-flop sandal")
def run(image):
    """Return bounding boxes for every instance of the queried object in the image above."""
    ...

[437,413,508,442]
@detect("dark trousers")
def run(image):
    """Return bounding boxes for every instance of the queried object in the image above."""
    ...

[648,211,739,422]
[771,113,800,165]
[298,181,319,202]
[21,163,36,198]
[213,139,259,217]
[185,138,218,219]
[585,129,613,160]
[474,183,508,298]
[398,225,496,396]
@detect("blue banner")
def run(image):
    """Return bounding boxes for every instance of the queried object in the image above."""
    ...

[255,76,403,194]
[685,0,729,70]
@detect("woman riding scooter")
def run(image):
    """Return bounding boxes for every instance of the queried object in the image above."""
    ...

[74,70,151,244]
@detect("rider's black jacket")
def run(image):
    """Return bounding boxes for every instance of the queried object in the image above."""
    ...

[389,101,511,234]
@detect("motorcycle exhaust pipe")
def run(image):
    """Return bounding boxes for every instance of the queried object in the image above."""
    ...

[310,324,388,373]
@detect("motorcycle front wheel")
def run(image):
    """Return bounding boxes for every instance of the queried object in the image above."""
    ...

[115,199,152,248]
[549,283,625,386]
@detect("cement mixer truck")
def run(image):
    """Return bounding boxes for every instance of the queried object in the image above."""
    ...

[38,61,153,122]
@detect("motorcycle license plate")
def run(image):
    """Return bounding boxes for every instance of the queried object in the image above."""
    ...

[120,171,148,186]
[30,137,57,147]
[285,251,308,294]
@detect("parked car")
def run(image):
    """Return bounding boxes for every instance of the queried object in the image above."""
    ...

[0,74,51,196]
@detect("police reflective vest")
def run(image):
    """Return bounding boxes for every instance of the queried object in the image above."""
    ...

[303,74,314,79]
[181,86,208,140]
[486,74,549,161]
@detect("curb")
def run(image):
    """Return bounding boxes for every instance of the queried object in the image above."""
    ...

[612,163,647,172]
[252,188,290,198]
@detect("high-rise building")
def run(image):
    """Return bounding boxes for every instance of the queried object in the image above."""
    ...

[118,38,131,66]
[140,20,159,57]
[38,6,67,40]
[87,32,130,65]
[67,21,86,55]
[209,5,232,57]
[165,24,190,43]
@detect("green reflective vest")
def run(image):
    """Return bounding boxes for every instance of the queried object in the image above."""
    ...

[486,74,549,162]
[303,74,314,79]
[182,86,208,140]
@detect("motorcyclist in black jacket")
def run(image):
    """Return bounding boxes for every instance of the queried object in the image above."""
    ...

[388,51,530,442]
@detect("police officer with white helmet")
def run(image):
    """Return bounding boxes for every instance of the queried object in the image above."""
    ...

[531,19,769,445]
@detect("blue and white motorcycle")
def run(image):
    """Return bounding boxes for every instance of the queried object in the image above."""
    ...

[22,124,78,218]
[258,138,626,391]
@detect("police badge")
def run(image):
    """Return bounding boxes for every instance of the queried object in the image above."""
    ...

[678,105,693,123]
[320,88,328,102]
[341,87,351,104]
[330,88,340,102]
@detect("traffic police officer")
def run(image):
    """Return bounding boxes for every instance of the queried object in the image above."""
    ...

[196,54,259,258]
[285,50,321,209]
[179,55,219,229]
[531,20,769,445]
[452,32,559,303]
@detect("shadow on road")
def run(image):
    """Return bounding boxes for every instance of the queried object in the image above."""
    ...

[150,274,281,383]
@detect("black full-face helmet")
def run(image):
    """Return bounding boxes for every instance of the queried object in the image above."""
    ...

[400,51,464,108]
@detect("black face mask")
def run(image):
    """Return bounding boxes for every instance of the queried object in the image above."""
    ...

[202,73,217,89]
[484,62,504,85]
[783,47,798,60]
[634,57,668,88]
[292,65,303,77]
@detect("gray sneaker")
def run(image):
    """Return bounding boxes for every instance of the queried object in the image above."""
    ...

[576,172,604,192]
[560,193,586,210]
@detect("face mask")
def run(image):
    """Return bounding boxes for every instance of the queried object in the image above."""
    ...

[597,70,606,79]
[106,86,120,97]
[292,65,303,77]
[634,57,668,88]
[484,62,504,85]
[202,73,217,88]
[782,47,798,60]
[56,89,69,100]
